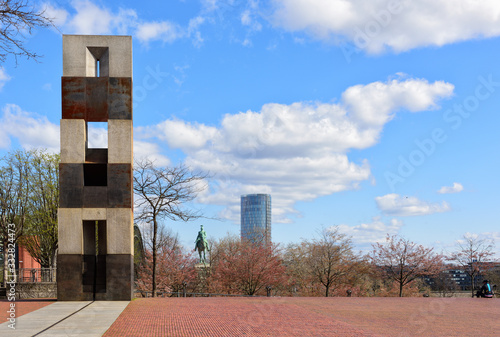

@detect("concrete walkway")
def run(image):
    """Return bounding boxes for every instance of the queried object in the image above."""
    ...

[0,301,129,337]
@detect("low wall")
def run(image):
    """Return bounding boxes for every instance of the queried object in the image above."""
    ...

[16,283,57,299]
[430,290,479,298]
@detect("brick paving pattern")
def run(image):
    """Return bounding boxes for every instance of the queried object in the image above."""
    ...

[290,297,499,336]
[104,297,378,336]
[105,297,499,337]
[0,299,54,322]
[2,297,498,336]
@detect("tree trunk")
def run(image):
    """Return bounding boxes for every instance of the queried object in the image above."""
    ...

[52,248,58,269]
[152,218,158,297]
[399,282,403,297]
[2,243,8,287]
[471,274,475,298]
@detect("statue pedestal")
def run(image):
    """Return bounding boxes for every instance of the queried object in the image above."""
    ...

[193,263,210,294]
[195,263,210,270]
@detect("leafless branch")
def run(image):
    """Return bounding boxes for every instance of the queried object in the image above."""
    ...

[0,0,56,64]
[133,158,210,296]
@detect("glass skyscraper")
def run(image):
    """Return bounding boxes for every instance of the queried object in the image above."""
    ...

[240,194,271,244]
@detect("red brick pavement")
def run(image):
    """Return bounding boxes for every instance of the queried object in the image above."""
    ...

[105,297,500,337]
[1,297,497,336]
[0,299,54,322]
[291,297,499,336]
[104,297,379,337]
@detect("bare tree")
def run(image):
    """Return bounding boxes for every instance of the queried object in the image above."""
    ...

[307,227,358,297]
[371,234,443,297]
[133,159,208,297]
[448,234,495,297]
[0,0,55,64]
[283,241,310,296]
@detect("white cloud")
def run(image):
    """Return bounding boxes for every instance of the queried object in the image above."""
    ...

[136,21,183,43]
[133,140,170,167]
[241,10,252,26]
[42,3,69,27]
[375,193,451,216]
[66,0,116,34]
[113,8,139,35]
[0,104,59,152]
[139,77,453,222]
[59,0,138,35]
[438,182,464,194]
[0,68,10,90]
[201,0,228,11]
[271,0,500,53]
[151,119,218,151]
[336,217,404,246]
[51,1,201,45]
[188,16,205,33]
[343,77,454,128]
[135,16,206,45]
[242,38,252,47]
[241,9,262,31]
[61,1,137,35]
[201,0,236,13]
[188,16,206,47]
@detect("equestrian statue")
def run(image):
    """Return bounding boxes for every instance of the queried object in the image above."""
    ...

[194,225,210,264]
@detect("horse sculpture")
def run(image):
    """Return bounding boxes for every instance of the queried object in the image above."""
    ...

[194,225,209,264]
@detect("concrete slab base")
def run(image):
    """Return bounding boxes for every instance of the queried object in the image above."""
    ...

[0,301,129,337]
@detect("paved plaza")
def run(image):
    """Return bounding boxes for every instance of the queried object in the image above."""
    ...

[1,297,498,336]
[0,300,128,336]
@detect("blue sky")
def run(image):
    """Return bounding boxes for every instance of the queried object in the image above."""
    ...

[1,0,499,255]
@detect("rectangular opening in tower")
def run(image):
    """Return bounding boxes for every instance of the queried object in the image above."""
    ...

[83,220,107,295]
[86,122,108,148]
[87,47,109,77]
[84,163,107,186]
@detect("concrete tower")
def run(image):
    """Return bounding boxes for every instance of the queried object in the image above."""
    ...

[57,35,133,301]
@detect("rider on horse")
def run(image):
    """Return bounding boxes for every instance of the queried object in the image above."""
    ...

[194,225,209,264]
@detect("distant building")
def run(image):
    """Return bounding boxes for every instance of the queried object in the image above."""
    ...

[17,244,41,270]
[241,194,271,244]
[445,269,473,290]
[0,241,42,282]
[425,265,500,291]
[425,269,471,291]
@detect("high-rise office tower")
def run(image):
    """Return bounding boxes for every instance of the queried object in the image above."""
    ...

[240,194,271,244]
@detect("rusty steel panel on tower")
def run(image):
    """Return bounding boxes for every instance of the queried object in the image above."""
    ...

[59,163,84,208]
[107,164,133,208]
[57,254,85,300]
[83,186,108,208]
[85,149,108,163]
[63,77,132,121]
[86,77,109,121]
[108,77,132,120]
[62,77,86,119]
